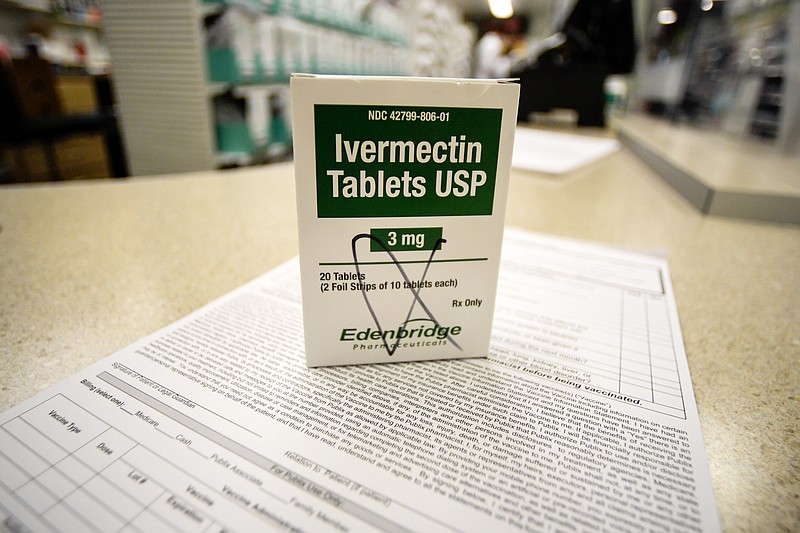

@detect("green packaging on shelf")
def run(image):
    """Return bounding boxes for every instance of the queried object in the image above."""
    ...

[291,74,519,367]
[216,121,254,153]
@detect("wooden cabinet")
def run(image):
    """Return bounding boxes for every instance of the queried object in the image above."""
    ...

[5,135,109,182]
[2,74,110,182]
[0,1,116,182]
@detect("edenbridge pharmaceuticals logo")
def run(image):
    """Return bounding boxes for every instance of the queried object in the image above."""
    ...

[340,318,463,353]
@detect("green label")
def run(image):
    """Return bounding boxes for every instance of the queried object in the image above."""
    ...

[370,227,444,252]
[314,105,502,218]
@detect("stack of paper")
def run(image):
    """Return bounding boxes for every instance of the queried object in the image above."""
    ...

[0,229,720,532]
[512,128,620,174]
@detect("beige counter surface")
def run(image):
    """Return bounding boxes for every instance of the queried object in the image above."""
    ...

[615,114,800,224]
[1,145,799,531]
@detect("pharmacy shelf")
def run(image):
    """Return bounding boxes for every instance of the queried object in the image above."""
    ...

[103,0,216,176]
[103,0,410,175]
[0,0,109,70]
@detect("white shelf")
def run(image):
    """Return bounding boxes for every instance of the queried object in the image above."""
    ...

[103,0,216,176]
[103,0,414,175]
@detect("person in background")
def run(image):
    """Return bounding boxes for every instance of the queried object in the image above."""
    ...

[473,20,511,79]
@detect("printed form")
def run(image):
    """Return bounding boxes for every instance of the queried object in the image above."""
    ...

[0,228,721,532]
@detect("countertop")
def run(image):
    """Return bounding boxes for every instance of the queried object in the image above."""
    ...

[615,114,800,224]
[1,128,798,532]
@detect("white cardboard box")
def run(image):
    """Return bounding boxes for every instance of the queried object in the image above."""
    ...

[291,74,519,366]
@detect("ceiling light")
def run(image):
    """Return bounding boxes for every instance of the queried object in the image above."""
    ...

[657,8,678,25]
[489,0,514,19]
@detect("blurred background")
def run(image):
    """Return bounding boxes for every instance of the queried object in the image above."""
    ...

[0,0,797,181]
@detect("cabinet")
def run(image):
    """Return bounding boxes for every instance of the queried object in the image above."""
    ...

[0,1,115,182]
[634,0,800,155]
[1,74,111,182]
[102,0,411,176]
[717,0,800,153]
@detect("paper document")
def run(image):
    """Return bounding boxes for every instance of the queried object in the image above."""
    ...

[0,229,720,532]
[512,128,620,174]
